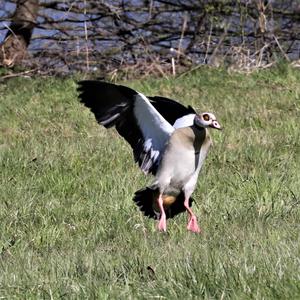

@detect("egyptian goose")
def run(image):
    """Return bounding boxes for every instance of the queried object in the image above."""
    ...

[78,81,221,233]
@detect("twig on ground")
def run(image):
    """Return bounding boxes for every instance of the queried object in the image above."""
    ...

[273,34,290,61]
[0,69,38,80]
[177,13,188,61]
[83,0,90,71]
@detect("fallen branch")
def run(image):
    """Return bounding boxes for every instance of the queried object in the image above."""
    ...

[0,68,38,80]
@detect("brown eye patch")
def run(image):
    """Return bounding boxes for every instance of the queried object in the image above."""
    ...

[203,114,209,121]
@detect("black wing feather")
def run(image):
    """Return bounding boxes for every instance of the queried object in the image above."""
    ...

[78,80,145,167]
[78,81,136,128]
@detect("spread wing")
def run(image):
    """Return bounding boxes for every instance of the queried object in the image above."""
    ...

[78,81,175,174]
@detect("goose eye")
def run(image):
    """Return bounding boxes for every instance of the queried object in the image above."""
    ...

[203,114,209,121]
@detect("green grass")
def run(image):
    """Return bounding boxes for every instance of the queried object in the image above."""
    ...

[0,66,300,299]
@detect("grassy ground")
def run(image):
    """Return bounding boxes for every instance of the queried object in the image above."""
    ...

[0,65,299,299]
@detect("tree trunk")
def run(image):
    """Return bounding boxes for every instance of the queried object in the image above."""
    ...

[0,0,39,67]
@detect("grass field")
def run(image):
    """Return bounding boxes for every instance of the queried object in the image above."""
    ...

[0,65,300,299]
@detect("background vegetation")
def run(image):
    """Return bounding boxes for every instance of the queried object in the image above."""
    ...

[0,65,299,298]
[1,0,300,76]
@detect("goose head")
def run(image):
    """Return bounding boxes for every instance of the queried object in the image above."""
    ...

[194,112,221,130]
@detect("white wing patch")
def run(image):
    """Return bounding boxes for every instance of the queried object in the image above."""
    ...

[133,92,175,173]
[173,114,196,129]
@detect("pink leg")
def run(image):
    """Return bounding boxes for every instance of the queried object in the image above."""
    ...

[157,194,167,232]
[184,198,201,233]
